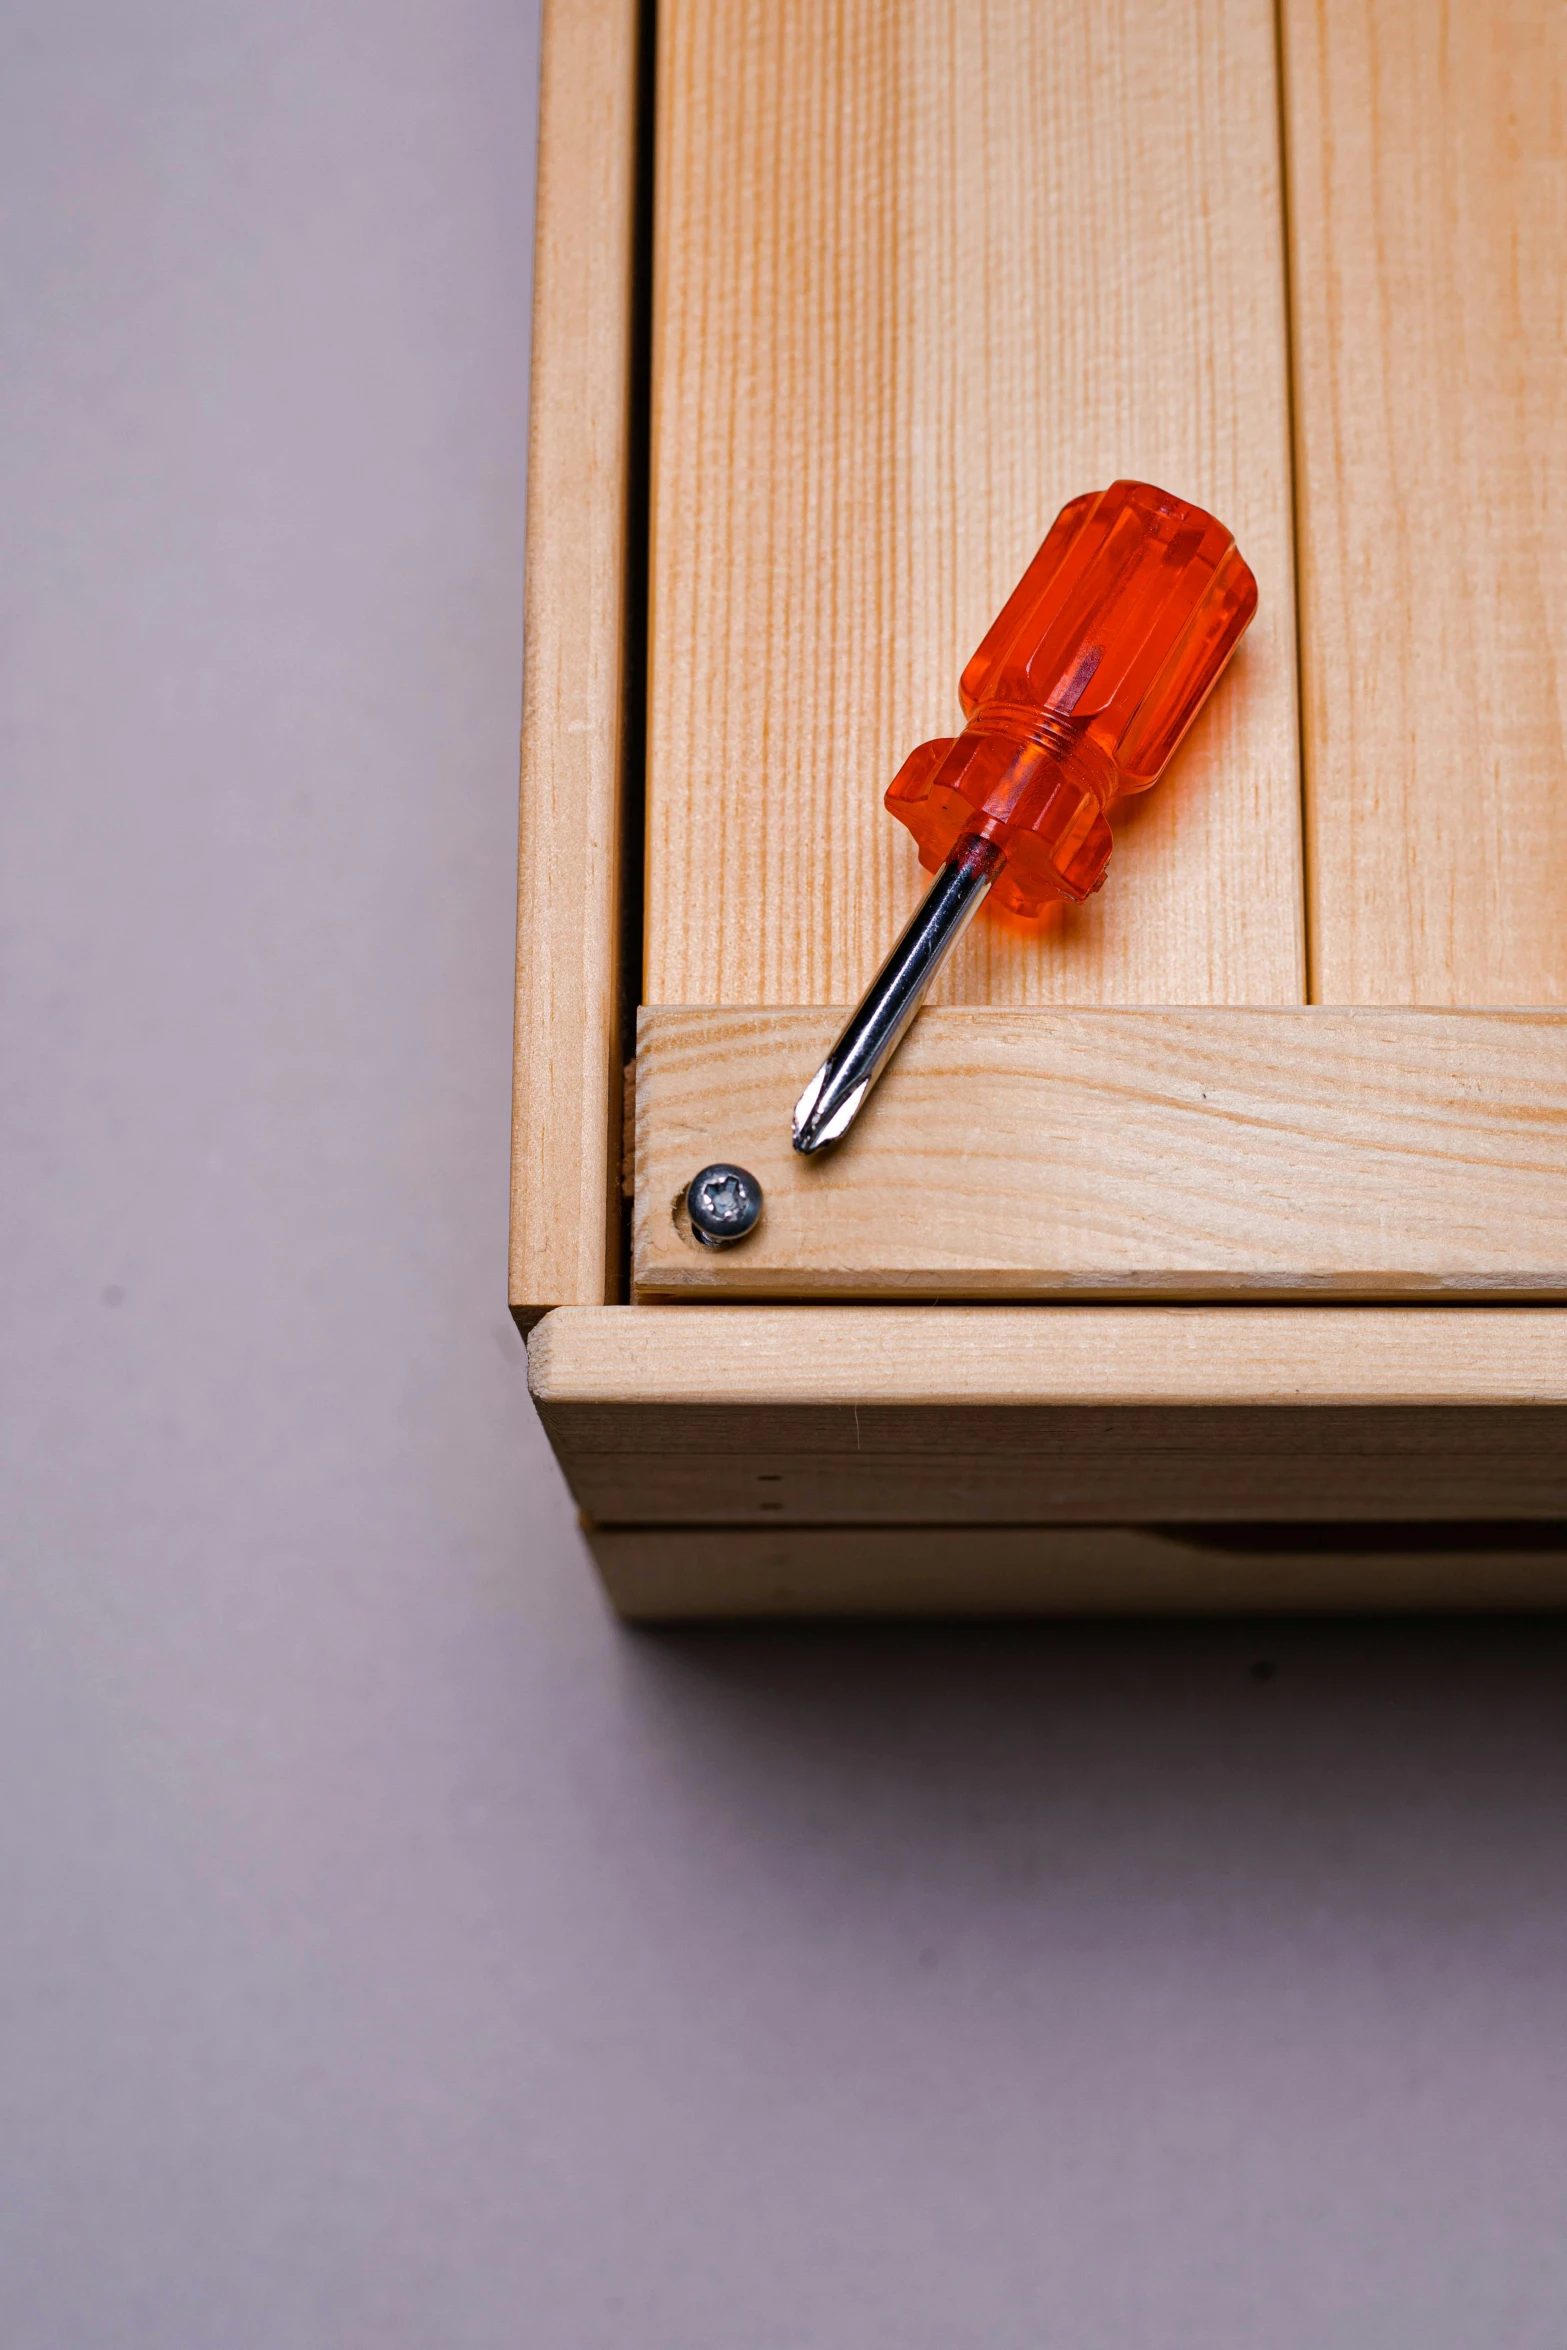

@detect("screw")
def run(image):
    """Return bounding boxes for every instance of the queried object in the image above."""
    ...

[685,1163,764,1249]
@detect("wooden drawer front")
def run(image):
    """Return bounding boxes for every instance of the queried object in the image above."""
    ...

[551,1403,1567,1528]
[530,1308,1567,1528]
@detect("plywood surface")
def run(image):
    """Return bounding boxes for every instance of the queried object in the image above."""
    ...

[633,1005,1567,1299]
[510,0,639,1326]
[590,1520,1567,1620]
[1283,0,1567,1004]
[645,0,1304,1012]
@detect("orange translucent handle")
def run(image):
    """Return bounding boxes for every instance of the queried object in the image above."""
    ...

[884,480,1257,917]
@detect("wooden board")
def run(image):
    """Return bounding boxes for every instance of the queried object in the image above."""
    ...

[1282,0,1567,1005]
[589,1519,1567,1620]
[645,0,1304,1012]
[531,1306,1567,1525]
[510,0,640,1330]
[633,1006,1567,1299]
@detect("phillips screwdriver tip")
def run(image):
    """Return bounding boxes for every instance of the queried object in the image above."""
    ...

[791,1064,868,1155]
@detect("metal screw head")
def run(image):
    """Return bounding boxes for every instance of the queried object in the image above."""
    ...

[685,1163,764,1249]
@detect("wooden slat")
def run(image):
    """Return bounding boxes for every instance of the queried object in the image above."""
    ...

[530,1306,1567,1524]
[1282,0,1567,1004]
[633,1006,1567,1299]
[534,1304,1567,1409]
[510,0,640,1329]
[646,0,1304,1012]
[588,1520,1567,1620]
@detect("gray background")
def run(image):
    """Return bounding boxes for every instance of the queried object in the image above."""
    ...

[4,2,1567,2342]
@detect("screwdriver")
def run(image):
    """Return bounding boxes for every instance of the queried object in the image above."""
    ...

[791,479,1258,1154]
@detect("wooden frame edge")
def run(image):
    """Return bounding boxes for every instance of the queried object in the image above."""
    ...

[510,0,643,1321]
[528,1304,1567,1409]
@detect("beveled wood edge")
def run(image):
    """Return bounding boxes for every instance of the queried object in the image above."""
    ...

[528,1303,1567,1410]
[510,0,642,1321]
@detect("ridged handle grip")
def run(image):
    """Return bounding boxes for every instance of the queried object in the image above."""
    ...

[885,480,1257,918]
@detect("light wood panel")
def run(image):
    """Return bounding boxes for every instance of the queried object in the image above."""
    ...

[634,1005,1567,1299]
[531,1306,1567,1524]
[1283,0,1567,1004]
[646,0,1304,1011]
[510,0,640,1330]
[589,1520,1567,1620]
[533,1305,1567,1410]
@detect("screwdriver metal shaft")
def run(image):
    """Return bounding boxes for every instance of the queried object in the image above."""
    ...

[791,832,1003,1155]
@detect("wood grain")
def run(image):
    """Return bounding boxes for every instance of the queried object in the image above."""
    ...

[645,0,1304,1011]
[633,1006,1567,1299]
[588,1520,1567,1620]
[1282,0,1567,1004]
[510,0,640,1329]
[531,1305,1567,1524]
[532,1304,1567,1409]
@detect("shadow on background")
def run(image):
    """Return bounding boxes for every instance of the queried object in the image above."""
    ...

[614,1612,1567,1946]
